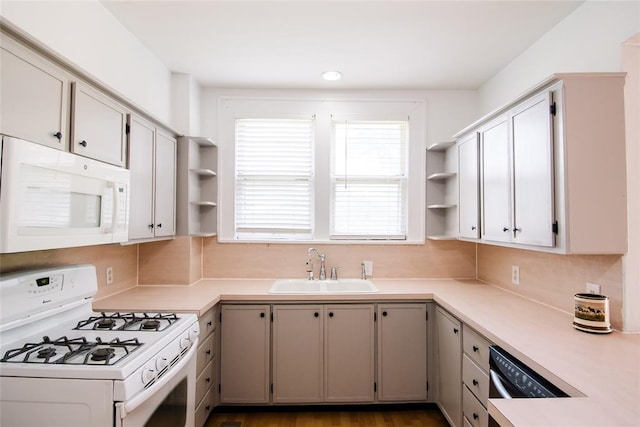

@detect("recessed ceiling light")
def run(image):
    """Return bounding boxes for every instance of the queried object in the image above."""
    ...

[322,71,342,81]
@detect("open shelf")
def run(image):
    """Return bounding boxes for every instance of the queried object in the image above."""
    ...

[427,141,455,152]
[427,172,456,181]
[426,235,458,241]
[191,168,217,177]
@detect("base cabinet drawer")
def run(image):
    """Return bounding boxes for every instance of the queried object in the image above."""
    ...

[463,326,491,372]
[462,354,489,404]
[463,386,488,427]
[195,388,215,427]
[196,359,216,406]
[197,332,215,375]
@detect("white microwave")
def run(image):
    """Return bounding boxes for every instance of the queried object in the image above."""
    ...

[0,136,130,253]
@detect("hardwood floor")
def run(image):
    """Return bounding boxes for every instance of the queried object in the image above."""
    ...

[205,405,449,427]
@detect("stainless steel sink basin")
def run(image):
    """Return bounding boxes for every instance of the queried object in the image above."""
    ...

[269,279,379,294]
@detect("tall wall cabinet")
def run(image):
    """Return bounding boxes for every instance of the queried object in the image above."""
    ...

[454,73,627,254]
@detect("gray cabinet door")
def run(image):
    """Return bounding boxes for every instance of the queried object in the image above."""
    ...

[154,130,177,237]
[377,303,427,401]
[128,116,155,240]
[220,305,270,404]
[458,133,480,239]
[272,305,324,403]
[71,82,127,167]
[1,36,69,150]
[436,307,462,427]
[324,304,375,402]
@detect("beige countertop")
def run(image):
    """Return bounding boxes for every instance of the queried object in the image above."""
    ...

[94,278,640,427]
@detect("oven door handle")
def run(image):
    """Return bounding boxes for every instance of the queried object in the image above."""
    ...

[117,339,198,418]
[490,369,513,399]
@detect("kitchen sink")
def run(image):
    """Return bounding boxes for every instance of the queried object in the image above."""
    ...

[268,279,379,294]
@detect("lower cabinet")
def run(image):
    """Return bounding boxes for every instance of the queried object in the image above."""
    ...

[436,306,462,427]
[377,303,428,401]
[462,326,491,427]
[195,305,219,427]
[221,302,428,405]
[220,305,270,404]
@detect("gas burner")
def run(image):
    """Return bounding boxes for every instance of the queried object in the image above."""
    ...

[74,312,180,332]
[1,336,143,365]
[91,347,115,362]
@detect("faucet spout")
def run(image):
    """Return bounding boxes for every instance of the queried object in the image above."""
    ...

[307,248,326,280]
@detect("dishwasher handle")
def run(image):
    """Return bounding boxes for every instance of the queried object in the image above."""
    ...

[490,370,513,399]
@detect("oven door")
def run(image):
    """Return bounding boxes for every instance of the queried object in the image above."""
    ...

[115,343,197,427]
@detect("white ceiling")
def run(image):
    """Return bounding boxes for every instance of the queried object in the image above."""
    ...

[101,0,583,90]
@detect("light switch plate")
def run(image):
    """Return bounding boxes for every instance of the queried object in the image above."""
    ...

[363,260,373,276]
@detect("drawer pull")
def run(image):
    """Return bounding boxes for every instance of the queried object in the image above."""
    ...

[205,405,211,412]
[206,350,211,355]
[453,328,459,334]
[473,379,479,386]
[473,345,479,352]
[314,312,319,317]
[473,413,479,420]
[207,320,212,327]
[206,377,211,383]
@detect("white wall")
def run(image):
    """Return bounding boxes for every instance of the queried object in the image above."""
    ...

[0,0,172,123]
[478,1,640,114]
[171,73,201,135]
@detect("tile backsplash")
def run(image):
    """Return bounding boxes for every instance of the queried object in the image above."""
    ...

[477,245,624,330]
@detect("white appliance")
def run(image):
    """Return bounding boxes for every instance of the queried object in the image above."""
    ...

[0,135,130,253]
[0,265,199,427]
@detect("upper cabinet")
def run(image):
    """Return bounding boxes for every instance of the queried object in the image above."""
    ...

[455,73,627,254]
[457,133,479,240]
[71,82,128,167]
[128,115,177,241]
[176,136,218,237]
[0,34,70,150]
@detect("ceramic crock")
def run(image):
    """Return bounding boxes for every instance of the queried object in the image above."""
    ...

[573,293,611,333]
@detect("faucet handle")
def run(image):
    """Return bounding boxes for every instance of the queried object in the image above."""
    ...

[330,266,341,280]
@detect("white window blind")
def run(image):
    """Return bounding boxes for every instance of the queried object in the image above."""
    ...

[331,120,408,240]
[235,118,314,239]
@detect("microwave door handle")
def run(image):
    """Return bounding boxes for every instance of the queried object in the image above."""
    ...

[109,182,119,233]
[116,338,198,418]
[490,370,513,399]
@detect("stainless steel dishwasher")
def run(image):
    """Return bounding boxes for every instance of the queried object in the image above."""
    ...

[488,346,568,426]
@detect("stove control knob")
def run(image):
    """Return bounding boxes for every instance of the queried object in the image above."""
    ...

[180,337,191,350]
[141,368,156,385]
[189,330,199,342]
[156,357,169,371]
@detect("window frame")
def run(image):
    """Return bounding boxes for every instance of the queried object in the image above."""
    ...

[217,97,427,244]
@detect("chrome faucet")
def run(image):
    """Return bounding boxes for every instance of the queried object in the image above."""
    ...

[307,248,326,280]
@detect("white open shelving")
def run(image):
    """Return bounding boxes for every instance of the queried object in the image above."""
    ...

[426,141,458,240]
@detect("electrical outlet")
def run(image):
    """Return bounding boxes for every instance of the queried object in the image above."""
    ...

[106,266,113,285]
[511,265,520,285]
[586,282,601,294]
[363,260,373,276]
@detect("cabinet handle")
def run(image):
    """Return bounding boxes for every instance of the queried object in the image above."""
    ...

[329,312,334,318]
[473,379,479,386]
[148,224,154,229]
[206,349,211,355]
[473,413,479,420]
[157,223,162,228]
[503,227,509,232]
[471,226,477,231]
[79,140,87,147]
[260,312,265,318]
[205,405,211,412]
[53,131,62,140]
[207,321,212,327]
[206,377,211,383]
[513,227,521,233]
[314,312,319,318]
[473,345,479,352]
[453,328,459,334]
[382,311,388,317]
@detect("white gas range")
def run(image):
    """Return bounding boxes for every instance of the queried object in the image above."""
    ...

[0,264,200,427]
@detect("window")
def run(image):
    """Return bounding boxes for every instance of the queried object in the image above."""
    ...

[234,118,314,239]
[220,98,426,243]
[331,120,408,239]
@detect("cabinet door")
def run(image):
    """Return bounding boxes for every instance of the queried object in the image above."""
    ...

[325,305,375,402]
[511,92,555,247]
[272,305,324,403]
[480,116,511,243]
[0,36,69,150]
[458,133,480,239]
[71,82,127,166]
[220,305,270,404]
[128,116,155,240]
[154,131,177,237]
[377,304,427,401]
[436,307,462,427]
